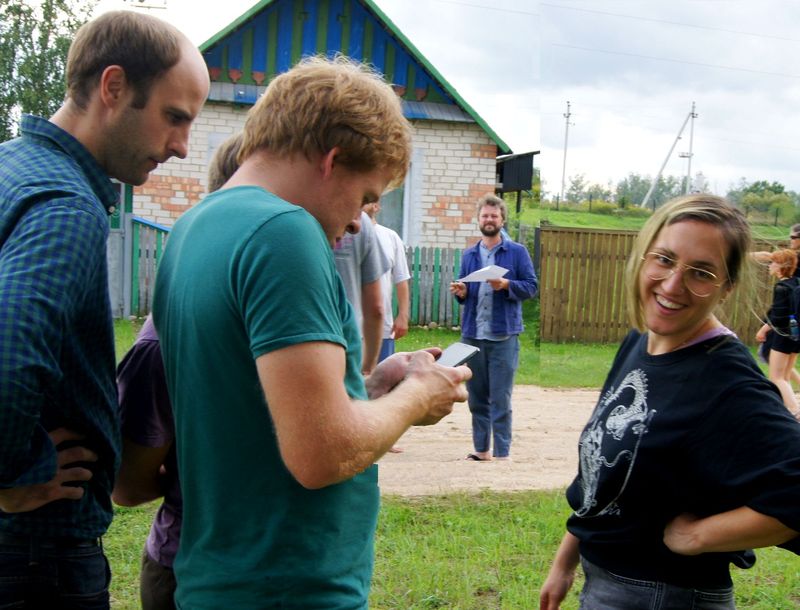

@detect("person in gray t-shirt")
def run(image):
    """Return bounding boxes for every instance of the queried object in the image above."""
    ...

[333,209,390,374]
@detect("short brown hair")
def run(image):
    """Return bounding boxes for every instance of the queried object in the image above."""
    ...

[476,194,507,222]
[238,55,411,187]
[67,11,183,109]
[207,133,243,193]
[770,249,798,279]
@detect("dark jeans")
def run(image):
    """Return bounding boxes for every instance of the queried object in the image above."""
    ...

[378,338,395,363]
[579,557,736,610]
[0,534,110,609]
[140,548,176,610]
[463,336,519,457]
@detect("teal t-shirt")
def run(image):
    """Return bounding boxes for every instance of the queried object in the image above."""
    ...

[153,186,377,609]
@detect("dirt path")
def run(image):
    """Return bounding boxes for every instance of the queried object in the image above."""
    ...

[378,386,599,496]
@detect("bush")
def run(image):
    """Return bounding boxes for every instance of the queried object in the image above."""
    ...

[614,206,652,219]
[576,201,616,215]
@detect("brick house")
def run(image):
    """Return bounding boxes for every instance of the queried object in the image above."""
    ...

[128,0,516,248]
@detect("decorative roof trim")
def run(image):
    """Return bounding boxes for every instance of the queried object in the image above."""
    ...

[199,0,511,154]
[361,0,510,153]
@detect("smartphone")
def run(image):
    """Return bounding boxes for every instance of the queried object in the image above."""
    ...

[436,342,480,367]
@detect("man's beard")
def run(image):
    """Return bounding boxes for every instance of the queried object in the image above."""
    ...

[480,224,501,237]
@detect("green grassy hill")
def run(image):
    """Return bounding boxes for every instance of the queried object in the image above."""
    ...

[512,205,790,240]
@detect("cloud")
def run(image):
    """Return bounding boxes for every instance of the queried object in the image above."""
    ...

[540,0,800,194]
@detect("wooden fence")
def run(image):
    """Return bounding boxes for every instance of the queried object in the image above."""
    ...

[406,246,462,328]
[131,217,169,317]
[130,222,780,345]
[128,221,464,326]
[539,225,777,344]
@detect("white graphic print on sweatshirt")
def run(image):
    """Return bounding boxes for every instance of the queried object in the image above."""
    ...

[575,368,656,518]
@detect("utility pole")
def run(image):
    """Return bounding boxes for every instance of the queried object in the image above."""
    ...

[682,102,697,194]
[559,101,572,204]
[641,103,697,209]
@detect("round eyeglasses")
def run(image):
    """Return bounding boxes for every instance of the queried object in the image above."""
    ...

[641,252,724,298]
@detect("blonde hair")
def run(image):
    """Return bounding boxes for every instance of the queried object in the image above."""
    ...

[625,194,753,330]
[238,55,411,187]
[770,248,798,279]
[207,133,243,192]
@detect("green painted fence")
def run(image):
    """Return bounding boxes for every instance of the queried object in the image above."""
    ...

[130,216,170,317]
[128,224,465,327]
[406,246,462,328]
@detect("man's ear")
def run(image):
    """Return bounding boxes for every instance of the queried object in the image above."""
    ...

[98,65,128,109]
[319,147,340,180]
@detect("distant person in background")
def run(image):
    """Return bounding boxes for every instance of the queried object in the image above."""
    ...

[334,209,389,374]
[364,199,411,453]
[450,194,538,462]
[791,224,800,278]
[363,200,411,362]
[755,249,800,415]
[207,132,243,192]
[112,132,243,610]
[753,224,800,388]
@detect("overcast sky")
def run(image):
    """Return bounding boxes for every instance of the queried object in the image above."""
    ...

[93,1,800,199]
[541,0,800,197]
[93,0,540,157]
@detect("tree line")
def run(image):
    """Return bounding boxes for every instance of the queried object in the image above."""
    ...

[0,0,95,143]
[547,172,800,224]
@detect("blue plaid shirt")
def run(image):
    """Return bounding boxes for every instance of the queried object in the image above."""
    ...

[0,115,120,538]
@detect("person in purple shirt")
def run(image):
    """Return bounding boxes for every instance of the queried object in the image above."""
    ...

[112,134,242,610]
[113,316,179,610]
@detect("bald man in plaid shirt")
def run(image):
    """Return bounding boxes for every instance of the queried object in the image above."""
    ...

[0,11,208,607]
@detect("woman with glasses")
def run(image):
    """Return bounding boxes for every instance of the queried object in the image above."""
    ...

[755,249,800,413]
[540,195,800,610]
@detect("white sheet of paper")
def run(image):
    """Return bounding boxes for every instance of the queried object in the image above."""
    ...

[459,265,508,282]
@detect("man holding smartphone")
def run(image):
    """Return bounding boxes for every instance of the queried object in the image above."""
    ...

[450,194,538,461]
[153,56,471,608]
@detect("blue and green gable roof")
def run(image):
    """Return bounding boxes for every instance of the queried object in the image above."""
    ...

[199,0,511,153]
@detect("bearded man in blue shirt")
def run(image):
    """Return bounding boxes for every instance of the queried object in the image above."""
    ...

[450,194,539,461]
[0,10,209,608]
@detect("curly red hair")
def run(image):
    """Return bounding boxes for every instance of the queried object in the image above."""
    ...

[770,248,798,278]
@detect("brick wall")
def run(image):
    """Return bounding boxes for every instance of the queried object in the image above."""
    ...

[410,120,497,248]
[132,104,498,248]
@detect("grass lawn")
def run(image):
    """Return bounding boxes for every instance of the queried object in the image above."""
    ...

[106,493,800,609]
[108,320,795,609]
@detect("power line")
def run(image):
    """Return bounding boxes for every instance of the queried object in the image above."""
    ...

[542,2,800,43]
[551,43,800,80]
[544,111,800,154]
[433,0,538,17]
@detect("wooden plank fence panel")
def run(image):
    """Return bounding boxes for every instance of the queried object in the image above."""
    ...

[593,230,613,342]
[538,226,558,341]
[403,246,463,328]
[130,219,170,317]
[410,247,421,325]
[540,227,779,344]
[432,248,441,324]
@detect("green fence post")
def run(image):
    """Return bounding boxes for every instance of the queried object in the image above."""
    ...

[411,247,420,325]
[453,249,461,327]
[432,248,441,324]
[130,222,140,316]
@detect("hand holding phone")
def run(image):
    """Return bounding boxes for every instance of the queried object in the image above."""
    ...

[436,342,480,367]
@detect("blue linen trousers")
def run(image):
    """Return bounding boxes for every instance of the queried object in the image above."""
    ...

[463,335,519,457]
